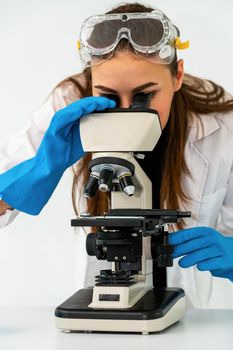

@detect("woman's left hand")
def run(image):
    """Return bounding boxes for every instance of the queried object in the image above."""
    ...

[168,227,233,282]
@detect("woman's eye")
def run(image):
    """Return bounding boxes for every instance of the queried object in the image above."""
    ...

[100,94,120,107]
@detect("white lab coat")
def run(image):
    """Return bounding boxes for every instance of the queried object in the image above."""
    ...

[1,79,233,309]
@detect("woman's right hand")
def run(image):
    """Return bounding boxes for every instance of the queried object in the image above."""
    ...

[38,96,116,169]
[0,96,116,215]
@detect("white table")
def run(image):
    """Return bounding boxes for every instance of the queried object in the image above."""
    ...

[0,307,232,350]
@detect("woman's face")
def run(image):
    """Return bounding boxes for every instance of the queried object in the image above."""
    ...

[91,52,184,129]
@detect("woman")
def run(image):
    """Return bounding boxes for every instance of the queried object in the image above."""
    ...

[0,3,233,308]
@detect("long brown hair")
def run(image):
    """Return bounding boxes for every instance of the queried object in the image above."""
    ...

[59,3,233,223]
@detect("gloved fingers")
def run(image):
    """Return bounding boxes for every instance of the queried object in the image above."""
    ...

[169,227,212,246]
[211,268,227,277]
[211,268,233,281]
[94,97,116,111]
[67,96,116,138]
[52,96,116,129]
[197,257,225,271]
[178,246,222,268]
[79,96,116,114]
[172,236,212,259]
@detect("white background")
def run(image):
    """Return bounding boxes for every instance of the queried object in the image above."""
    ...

[0,0,233,306]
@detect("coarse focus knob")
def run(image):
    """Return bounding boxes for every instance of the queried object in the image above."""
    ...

[86,233,97,256]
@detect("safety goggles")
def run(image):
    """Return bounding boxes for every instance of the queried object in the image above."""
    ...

[77,10,189,67]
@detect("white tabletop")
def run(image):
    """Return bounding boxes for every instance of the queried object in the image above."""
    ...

[0,307,233,350]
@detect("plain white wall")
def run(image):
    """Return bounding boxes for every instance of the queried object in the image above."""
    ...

[0,0,233,306]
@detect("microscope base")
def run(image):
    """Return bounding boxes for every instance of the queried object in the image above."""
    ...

[55,287,185,334]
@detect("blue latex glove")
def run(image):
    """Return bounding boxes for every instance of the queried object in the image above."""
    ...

[0,96,116,215]
[168,227,233,282]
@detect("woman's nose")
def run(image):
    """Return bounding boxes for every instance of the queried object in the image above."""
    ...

[120,96,132,108]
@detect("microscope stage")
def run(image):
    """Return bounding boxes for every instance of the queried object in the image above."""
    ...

[55,287,185,334]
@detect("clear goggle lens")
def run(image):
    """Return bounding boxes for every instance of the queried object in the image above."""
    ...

[78,10,189,66]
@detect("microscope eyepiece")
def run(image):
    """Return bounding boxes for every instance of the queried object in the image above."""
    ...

[130,92,153,109]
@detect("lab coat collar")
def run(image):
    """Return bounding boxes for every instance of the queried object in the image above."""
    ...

[188,113,220,143]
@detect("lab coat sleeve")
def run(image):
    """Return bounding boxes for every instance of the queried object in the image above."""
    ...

[0,209,20,228]
[0,81,82,228]
[216,167,233,236]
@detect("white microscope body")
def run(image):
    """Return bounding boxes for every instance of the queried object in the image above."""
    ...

[55,107,190,334]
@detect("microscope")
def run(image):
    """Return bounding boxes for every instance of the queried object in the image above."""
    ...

[55,94,191,334]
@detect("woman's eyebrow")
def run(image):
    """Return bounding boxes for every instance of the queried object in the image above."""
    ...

[94,82,158,93]
[132,82,158,92]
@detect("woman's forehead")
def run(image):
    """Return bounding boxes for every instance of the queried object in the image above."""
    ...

[91,52,169,80]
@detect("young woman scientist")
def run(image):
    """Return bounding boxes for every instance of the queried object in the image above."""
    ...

[0,3,233,308]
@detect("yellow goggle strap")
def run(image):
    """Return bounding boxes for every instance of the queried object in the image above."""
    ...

[173,37,190,50]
